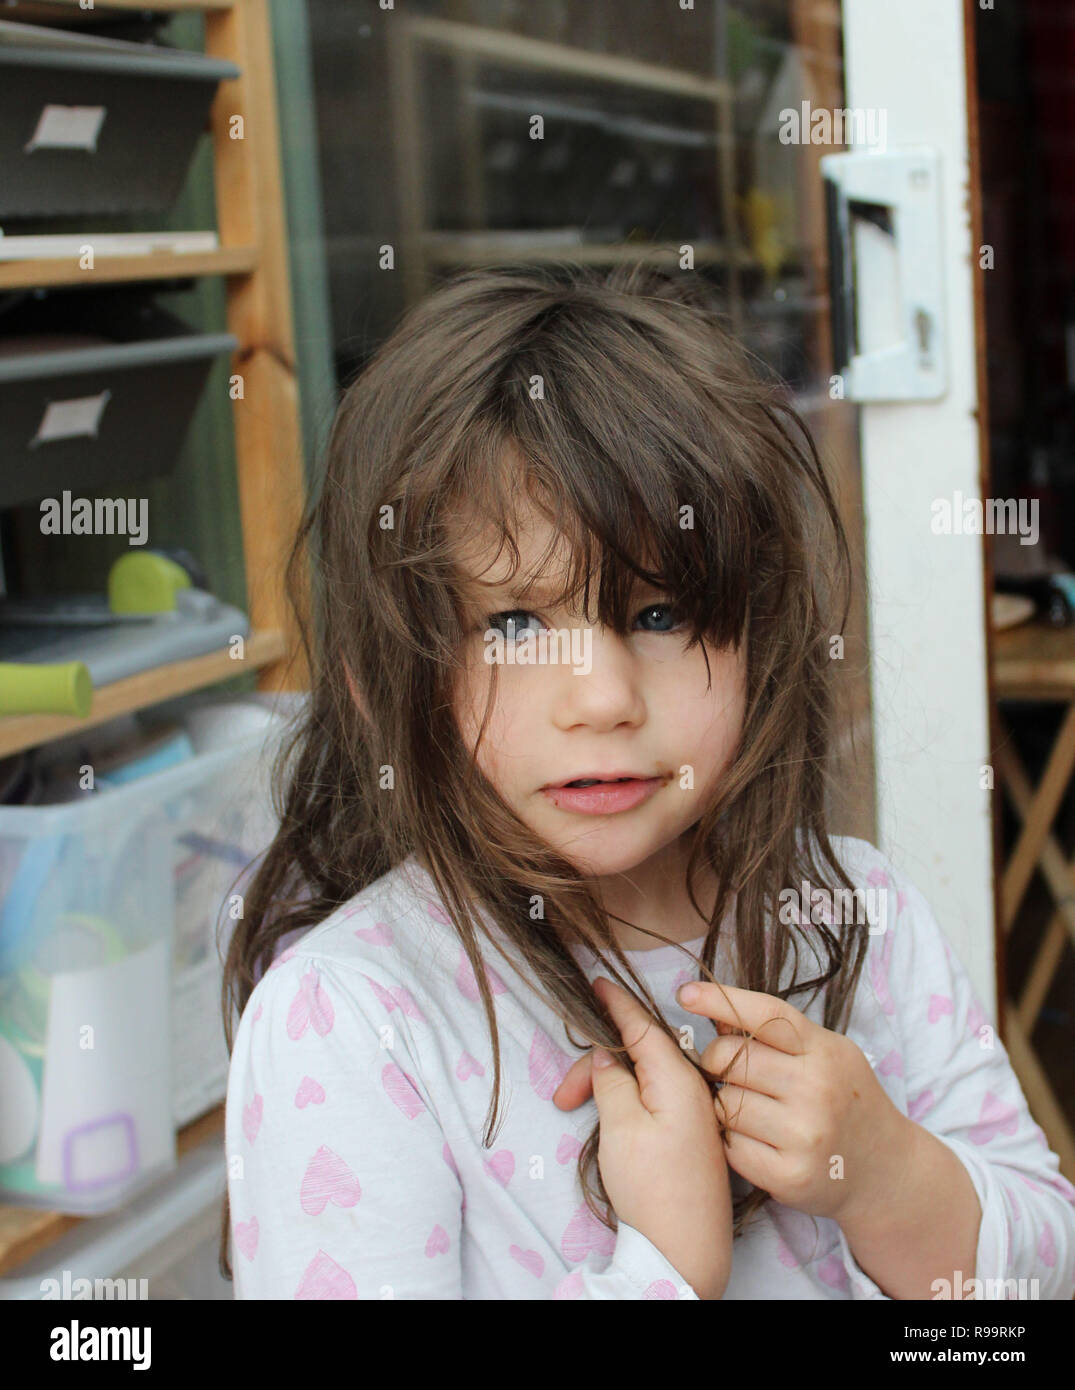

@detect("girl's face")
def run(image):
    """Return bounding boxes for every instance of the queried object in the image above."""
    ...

[450,489,747,882]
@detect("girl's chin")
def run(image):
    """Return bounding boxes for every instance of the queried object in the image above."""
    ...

[544,838,677,882]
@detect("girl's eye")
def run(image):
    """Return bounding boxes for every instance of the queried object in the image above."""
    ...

[634,601,684,633]
[486,610,546,643]
[483,602,684,639]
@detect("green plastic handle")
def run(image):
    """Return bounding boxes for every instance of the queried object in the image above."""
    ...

[0,662,93,718]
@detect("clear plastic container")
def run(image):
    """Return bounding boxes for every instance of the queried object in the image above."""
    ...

[0,1136,233,1300]
[0,698,293,1214]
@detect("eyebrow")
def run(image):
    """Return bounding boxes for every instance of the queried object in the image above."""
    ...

[469,575,667,607]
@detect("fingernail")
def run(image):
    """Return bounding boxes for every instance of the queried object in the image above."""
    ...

[592,1048,613,1069]
[677,983,700,1006]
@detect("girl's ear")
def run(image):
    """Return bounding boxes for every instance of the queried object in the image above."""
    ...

[342,659,371,725]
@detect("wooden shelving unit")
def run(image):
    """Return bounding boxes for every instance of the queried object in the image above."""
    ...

[0,0,306,1278]
[0,245,258,290]
[0,628,286,759]
[387,15,743,323]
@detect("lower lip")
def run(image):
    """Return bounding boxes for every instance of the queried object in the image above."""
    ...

[541,777,665,815]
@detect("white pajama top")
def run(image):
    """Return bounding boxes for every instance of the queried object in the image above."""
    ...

[224,837,1075,1300]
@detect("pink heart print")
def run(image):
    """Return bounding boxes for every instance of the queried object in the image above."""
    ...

[556,1133,582,1165]
[456,1051,485,1081]
[287,967,336,1039]
[868,927,896,1016]
[426,1225,450,1258]
[268,944,298,973]
[252,1003,263,1023]
[295,1250,357,1300]
[877,1049,903,1078]
[529,1028,574,1101]
[382,1063,427,1119]
[510,1245,544,1278]
[967,1001,987,1041]
[777,1235,800,1269]
[1046,1171,1075,1203]
[483,1150,515,1186]
[769,1205,822,1267]
[300,1145,361,1215]
[295,1075,325,1108]
[928,993,954,1024]
[561,1202,616,1263]
[1038,1222,1056,1268]
[642,1280,678,1299]
[455,948,507,1003]
[908,1088,935,1122]
[968,1091,1019,1146]
[553,1271,584,1299]
[242,1093,263,1143]
[817,1253,850,1292]
[364,975,427,1022]
[424,899,453,927]
[354,920,394,946]
[234,1217,259,1261]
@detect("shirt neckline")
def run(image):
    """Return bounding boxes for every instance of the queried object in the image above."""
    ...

[401,853,718,973]
[568,932,711,973]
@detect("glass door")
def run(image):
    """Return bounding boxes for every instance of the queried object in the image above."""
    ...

[306,0,876,840]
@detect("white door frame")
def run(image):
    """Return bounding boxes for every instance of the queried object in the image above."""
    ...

[842,0,995,1009]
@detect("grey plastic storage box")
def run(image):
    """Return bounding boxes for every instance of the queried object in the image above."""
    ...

[0,19,239,217]
[0,286,236,508]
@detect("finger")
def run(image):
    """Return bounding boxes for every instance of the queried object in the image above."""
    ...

[593,976,700,1115]
[552,1052,595,1111]
[676,981,813,1055]
[699,1034,798,1099]
[588,1046,645,1129]
[712,1083,787,1148]
[719,1128,783,1192]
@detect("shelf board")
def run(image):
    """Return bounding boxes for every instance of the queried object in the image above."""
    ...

[0,627,286,758]
[994,622,1075,700]
[0,1104,225,1279]
[422,235,757,268]
[402,15,731,102]
[31,0,235,10]
[0,246,258,291]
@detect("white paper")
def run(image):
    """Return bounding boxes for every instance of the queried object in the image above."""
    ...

[31,390,111,447]
[0,231,219,261]
[25,104,106,153]
[36,940,172,1192]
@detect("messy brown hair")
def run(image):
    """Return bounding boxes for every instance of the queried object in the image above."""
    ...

[218,261,871,1281]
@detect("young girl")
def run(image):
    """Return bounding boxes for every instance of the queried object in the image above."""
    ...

[220,261,1075,1300]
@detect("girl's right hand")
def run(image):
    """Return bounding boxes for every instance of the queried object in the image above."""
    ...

[587,974,733,1300]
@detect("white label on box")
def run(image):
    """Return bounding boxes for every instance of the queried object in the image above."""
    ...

[25,104,106,153]
[36,940,172,1192]
[30,390,111,447]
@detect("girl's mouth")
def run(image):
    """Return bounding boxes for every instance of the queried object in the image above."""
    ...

[540,776,667,816]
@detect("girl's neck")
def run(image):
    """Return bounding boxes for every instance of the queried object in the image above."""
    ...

[411,843,720,952]
[592,846,720,953]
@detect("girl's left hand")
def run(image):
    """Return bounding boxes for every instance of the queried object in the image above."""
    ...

[676,980,916,1226]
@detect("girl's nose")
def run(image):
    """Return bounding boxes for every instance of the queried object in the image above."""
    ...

[549,625,647,732]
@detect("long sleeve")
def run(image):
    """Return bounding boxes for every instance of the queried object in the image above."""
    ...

[833,852,1075,1300]
[553,1223,700,1299]
[226,953,465,1299]
[226,950,701,1299]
